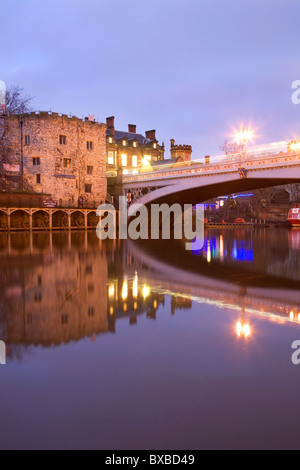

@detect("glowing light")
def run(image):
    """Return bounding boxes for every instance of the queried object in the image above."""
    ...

[108,284,115,298]
[234,126,255,145]
[236,321,251,338]
[207,240,212,263]
[143,285,150,299]
[133,273,138,299]
[290,311,295,321]
[110,306,114,316]
[134,302,138,310]
[154,300,158,309]
[220,235,224,261]
[122,279,128,301]
[142,156,152,168]
[124,303,128,312]
[123,169,129,175]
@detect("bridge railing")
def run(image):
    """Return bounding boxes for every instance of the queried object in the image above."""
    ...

[122,147,300,179]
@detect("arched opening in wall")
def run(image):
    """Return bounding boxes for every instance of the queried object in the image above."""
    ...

[10,210,30,230]
[10,233,30,251]
[71,211,85,229]
[0,210,8,230]
[52,211,68,229]
[32,232,50,251]
[32,210,50,229]
[87,211,99,228]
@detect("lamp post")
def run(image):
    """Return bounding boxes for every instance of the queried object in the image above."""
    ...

[234,126,254,159]
[20,119,24,191]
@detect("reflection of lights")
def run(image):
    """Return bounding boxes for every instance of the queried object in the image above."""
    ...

[220,200,225,207]
[236,321,251,338]
[143,285,150,299]
[290,311,294,321]
[133,273,138,299]
[124,303,128,312]
[108,284,115,298]
[154,300,158,309]
[110,306,114,316]
[220,235,224,261]
[134,302,138,311]
[207,240,211,263]
[122,279,128,301]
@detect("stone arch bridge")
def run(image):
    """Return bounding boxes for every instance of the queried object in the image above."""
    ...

[122,151,300,216]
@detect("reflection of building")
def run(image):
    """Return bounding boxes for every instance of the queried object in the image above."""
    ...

[171,297,192,315]
[0,245,108,347]
[2,112,107,207]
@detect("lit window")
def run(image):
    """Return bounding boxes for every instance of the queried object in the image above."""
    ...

[132,155,138,167]
[153,143,157,149]
[108,152,115,165]
[133,141,138,148]
[59,135,67,145]
[108,137,113,143]
[122,154,127,167]
[123,140,127,146]
[87,141,93,150]
[64,158,71,168]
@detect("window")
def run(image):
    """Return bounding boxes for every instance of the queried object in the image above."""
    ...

[108,137,113,144]
[88,307,95,317]
[132,155,138,168]
[122,154,127,167]
[87,166,93,175]
[64,158,71,168]
[34,293,42,303]
[25,135,30,146]
[85,184,92,193]
[36,174,41,184]
[33,157,40,166]
[108,151,115,165]
[59,135,67,145]
[61,314,68,325]
[153,143,157,149]
[123,140,127,146]
[133,141,138,148]
[87,141,93,150]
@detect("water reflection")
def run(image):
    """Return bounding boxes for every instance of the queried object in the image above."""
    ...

[0,229,300,359]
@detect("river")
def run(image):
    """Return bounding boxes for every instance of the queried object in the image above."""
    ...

[0,228,300,450]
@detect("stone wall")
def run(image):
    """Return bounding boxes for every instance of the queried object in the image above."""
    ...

[3,112,107,208]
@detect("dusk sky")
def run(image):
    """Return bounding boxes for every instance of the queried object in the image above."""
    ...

[2,0,300,157]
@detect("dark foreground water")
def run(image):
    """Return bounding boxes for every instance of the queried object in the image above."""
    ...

[0,228,300,450]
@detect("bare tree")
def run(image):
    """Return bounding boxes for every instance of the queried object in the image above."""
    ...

[0,86,34,189]
[220,140,243,156]
[4,85,33,116]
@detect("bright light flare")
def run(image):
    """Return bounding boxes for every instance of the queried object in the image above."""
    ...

[143,285,150,299]
[122,279,128,301]
[234,126,255,145]
[236,321,251,338]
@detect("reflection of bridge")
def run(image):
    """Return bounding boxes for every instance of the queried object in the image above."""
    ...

[124,151,300,213]
[124,240,300,327]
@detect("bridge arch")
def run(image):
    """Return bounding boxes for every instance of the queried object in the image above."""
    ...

[127,164,300,216]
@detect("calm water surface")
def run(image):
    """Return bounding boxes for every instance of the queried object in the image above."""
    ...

[0,229,300,450]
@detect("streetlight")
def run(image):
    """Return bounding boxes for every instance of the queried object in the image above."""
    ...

[234,126,255,155]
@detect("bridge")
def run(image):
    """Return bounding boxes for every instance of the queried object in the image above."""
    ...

[121,149,300,216]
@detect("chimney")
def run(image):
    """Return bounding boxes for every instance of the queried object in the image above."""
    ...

[170,139,175,148]
[145,129,156,141]
[128,124,136,134]
[106,116,115,136]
